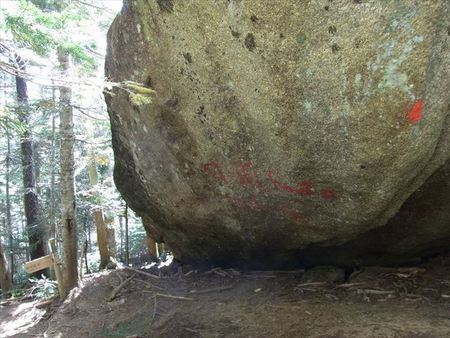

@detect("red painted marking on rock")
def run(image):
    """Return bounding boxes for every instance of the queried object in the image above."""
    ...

[407,99,423,124]
[238,161,266,192]
[320,189,337,199]
[279,206,306,222]
[294,181,314,196]
[204,162,338,203]
[238,161,255,186]
[203,161,228,183]
[267,171,314,196]
[266,170,282,190]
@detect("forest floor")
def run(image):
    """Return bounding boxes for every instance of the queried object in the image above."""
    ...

[2,255,450,338]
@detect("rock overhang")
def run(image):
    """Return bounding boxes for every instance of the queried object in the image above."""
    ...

[105,0,450,268]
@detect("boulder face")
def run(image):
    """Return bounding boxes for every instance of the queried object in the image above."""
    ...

[105,0,450,268]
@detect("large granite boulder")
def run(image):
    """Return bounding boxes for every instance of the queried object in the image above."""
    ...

[105,0,450,268]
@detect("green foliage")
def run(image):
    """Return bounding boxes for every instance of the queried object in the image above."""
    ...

[0,0,150,286]
[5,14,54,56]
[2,288,27,298]
[59,40,95,69]
[27,275,58,299]
[87,253,100,273]
[123,81,155,96]
[13,267,30,287]
[123,81,155,107]
[130,93,153,107]
[0,110,26,134]
[2,0,98,71]
[129,229,147,259]
[30,0,67,12]
[2,99,59,138]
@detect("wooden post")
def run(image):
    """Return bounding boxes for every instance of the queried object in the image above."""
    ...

[49,238,65,299]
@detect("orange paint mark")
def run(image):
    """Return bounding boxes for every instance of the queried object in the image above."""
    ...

[408,99,423,124]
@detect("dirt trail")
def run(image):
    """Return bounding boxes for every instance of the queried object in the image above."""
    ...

[2,256,450,337]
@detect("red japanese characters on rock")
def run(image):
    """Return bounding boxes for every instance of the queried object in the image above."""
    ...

[202,161,337,224]
[203,161,337,200]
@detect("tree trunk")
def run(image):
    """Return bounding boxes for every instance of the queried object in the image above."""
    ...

[106,227,116,260]
[58,48,78,291]
[87,155,111,269]
[34,142,41,195]
[0,239,12,294]
[146,234,158,261]
[87,212,91,248]
[48,102,57,280]
[94,208,109,269]
[49,98,56,242]
[5,126,14,280]
[79,239,88,280]
[82,214,90,274]
[119,216,123,262]
[15,54,46,270]
[124,204,129,266]
[105,214,116,260]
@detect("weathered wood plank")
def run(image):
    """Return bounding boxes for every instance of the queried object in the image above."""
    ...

[25,255,54,274]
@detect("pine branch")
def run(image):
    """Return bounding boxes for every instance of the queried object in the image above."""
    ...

[74,0,116,14]
[71,105,109,121]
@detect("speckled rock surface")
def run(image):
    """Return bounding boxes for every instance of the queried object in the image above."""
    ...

[105,0,450,268]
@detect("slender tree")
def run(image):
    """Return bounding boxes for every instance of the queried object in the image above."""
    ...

[146,234,158,262]
[1,1,122,282]
[15,53,46,266]
[34,142,41,196]
[124,203,129,266]
[45,89,57,281]
[119,215,123,261]
[5,125,14,279]
[0,238,12,294]
[105,214,116,261]
[94,207,109,269]
[82,213,90,274]
[58,47,78,291]
[49,86,57,242]
[87,155,110,268]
